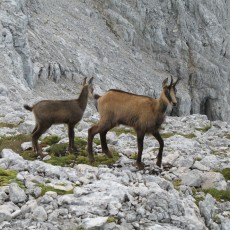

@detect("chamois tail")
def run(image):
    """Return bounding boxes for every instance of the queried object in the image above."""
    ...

[94,94,100,111]
[23,104,33,112]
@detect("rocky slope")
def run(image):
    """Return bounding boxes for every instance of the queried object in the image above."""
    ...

[0,106,230,229]
[0,0,230,121]
[0,0,230,229]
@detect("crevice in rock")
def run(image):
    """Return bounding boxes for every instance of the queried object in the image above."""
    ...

[200,97,215,121]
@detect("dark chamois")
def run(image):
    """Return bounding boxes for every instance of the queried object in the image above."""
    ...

[24,77,94,158]
[88,76,180,169]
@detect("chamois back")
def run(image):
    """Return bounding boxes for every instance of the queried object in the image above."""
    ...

[97,90,161,132]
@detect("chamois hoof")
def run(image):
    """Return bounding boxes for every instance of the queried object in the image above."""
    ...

[136,161,145,170]
[89,156,95,163]
[156,160,162,168]
[38,153,46,160]
[104,151,113,158]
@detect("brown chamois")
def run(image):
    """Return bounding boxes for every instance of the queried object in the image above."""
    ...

[88,76,180,169]
[24,77,94,158]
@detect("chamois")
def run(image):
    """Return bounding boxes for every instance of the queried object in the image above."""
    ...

[88,76,180,169]
[24,77,94,158]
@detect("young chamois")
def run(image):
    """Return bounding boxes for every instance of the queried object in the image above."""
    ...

[88,76,180,169]
[24,77,94,158]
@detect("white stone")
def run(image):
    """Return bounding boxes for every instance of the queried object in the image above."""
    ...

[32,206,48,222]
[81,217,108,229]
[9,183,27,204]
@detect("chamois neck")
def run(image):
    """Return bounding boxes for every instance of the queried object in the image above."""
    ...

[158,91,170,113]
[78,85,89,110]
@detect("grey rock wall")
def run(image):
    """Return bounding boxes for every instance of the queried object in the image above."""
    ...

[0,0,230,122]
[0,0,34,88]
[94,0,230,121]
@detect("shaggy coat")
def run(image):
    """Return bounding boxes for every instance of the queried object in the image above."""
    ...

[24,77,94,158]
[88,77,180,169]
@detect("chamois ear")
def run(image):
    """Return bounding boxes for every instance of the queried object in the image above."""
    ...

[82,77,87,85]
[162,78,168,87]
[88,77,94,85]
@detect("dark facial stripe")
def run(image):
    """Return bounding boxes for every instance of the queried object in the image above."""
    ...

[164,87,173,103]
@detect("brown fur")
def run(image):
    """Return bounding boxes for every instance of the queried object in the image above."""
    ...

[88,77,180,169]
[24,77,94,158]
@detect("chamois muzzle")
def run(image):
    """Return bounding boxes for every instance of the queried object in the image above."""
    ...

[172,102,177,106]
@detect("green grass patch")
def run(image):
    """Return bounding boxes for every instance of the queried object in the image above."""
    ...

[76,152,120,167]
[0,122,18,129]
[195,125,212,132]
[0,134,31,153]
[203,188,230,202]
[194,195,205,206]
[195,157,202,161]
[217,168,230,181]
[107,216,117,223]
[193,187,230,203]
[47,143,69,156]
[130,153,138,160]
[160,132,196,139]
[173,180,182,189]
[179,133,196,139]
[192,188,206,206]
[44,154,77,167]
[211,150,228,157]
[41,135,61,145]
[93,138,101,146]
[36,184,74,196]
[224,134,230,139]
[46,137,87,157]
[1,133,120,168]
[44,136,119,167]
[20,150,38,161]
[0,167,17,186]
[161,133,175,138]
[112,127,135,136]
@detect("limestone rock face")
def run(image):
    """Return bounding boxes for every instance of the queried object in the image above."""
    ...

[94,0,230,121]
[0,0,230,122]
[0,0,34,89]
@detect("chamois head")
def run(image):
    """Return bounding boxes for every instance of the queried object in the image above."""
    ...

[162,76,180,106]
[82,77,94,98]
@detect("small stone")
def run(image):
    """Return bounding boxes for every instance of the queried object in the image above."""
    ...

[32,206,48,222]
[9,183,27,204]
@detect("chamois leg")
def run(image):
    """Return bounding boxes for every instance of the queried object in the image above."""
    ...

[32,123,51,158]
[136,133,145,169]
[153,131,164,168]
[31,124,38,135]
[68,124,75,153]
[88,122,113,162]
[100,130,113,158]
[88,124,100,162]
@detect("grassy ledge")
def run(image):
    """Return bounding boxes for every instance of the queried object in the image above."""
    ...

[0,167,24,189]
[193,187,230,204]
[36,184,74,196]
[0,134,120,168]
[161,132,196,139]
[195,125,212,132]
[0,134,31,152]
[0,167,17,186]
[0,122,18,129]
[112,127,135,136]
